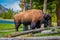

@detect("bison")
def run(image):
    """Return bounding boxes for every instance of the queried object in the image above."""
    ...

[14,9,44,31]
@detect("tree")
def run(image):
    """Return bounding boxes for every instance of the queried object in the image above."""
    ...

[7,9,13,19]
[20,0,26,11]
[2,12,7,19]
[26,0,54,10]
[56,0,60,26]
[43,0,47,14]
[47,1,56,27]
[2,9,13,19]
[30,0,32,9]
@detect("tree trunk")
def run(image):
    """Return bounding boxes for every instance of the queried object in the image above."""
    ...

[22,0,26,11]
[43,0,47,14]
[56,0,60,26]
[24,0,26,11]
[30,0,32,9]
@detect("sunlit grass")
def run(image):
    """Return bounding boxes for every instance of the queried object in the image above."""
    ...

[0,23,23,37]
[0,24,14,30]
[0,23,60,37]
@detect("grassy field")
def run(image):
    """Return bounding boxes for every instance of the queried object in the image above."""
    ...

[0,24,14,30]
[0,23,60,38]
[0,23,23,37]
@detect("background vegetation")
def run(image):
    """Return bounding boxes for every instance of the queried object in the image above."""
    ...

[0,0,56,22]
[0,9,18,19]
[25,0,56,22]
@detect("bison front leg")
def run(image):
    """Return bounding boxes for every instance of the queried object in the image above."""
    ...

[30,22,36,30]
[44,21,48,28]
[35,21,41,29]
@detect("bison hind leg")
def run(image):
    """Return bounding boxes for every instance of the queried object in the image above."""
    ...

[23,22,29,31]
[15,22,21,31]
[23,25,28,31]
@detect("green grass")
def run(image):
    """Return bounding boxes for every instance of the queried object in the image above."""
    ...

[0,23,60,38]
[0,17,2,19]
[0,24,14,30]
[0,23,23,37]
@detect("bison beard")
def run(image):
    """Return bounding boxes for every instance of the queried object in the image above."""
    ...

[14,9,48,31]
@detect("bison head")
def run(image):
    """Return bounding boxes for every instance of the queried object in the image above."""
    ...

[43,14,51,27]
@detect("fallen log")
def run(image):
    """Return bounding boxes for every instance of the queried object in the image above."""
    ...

[41,30,55,34]
[17,36,60,40]
[5,27,60,38]
[33,30,60,37]
[3,36,60,40]
[6,28,46,37]
[41,30,60,34]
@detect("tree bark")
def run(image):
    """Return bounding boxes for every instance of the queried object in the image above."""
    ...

[21,0,26,11]
[24,0,26,11]
[56,0,60,26]
[43,0,47,14]
[30,0,32,9]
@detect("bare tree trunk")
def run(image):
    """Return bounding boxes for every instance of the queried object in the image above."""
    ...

[21,0,26,11]
[24,0,26,11]
[21,0,24,11]
[30,0,32,9]
[43,0,47,14]
[56,0,60,26]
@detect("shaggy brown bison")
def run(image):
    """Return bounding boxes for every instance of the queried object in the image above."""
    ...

[14,9,44,31]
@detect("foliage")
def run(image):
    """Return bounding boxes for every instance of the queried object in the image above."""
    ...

[21,0,56,22]
[0,9,14,19]
[7,9,13,19]
[0,13,3,17]
[26,0,55,10]
[26,0,43,10]
[2,12,7,19]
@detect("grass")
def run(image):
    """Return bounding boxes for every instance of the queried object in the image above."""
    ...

[0,23,60,38]
[0,23,23,37]
[0,24,14,30]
